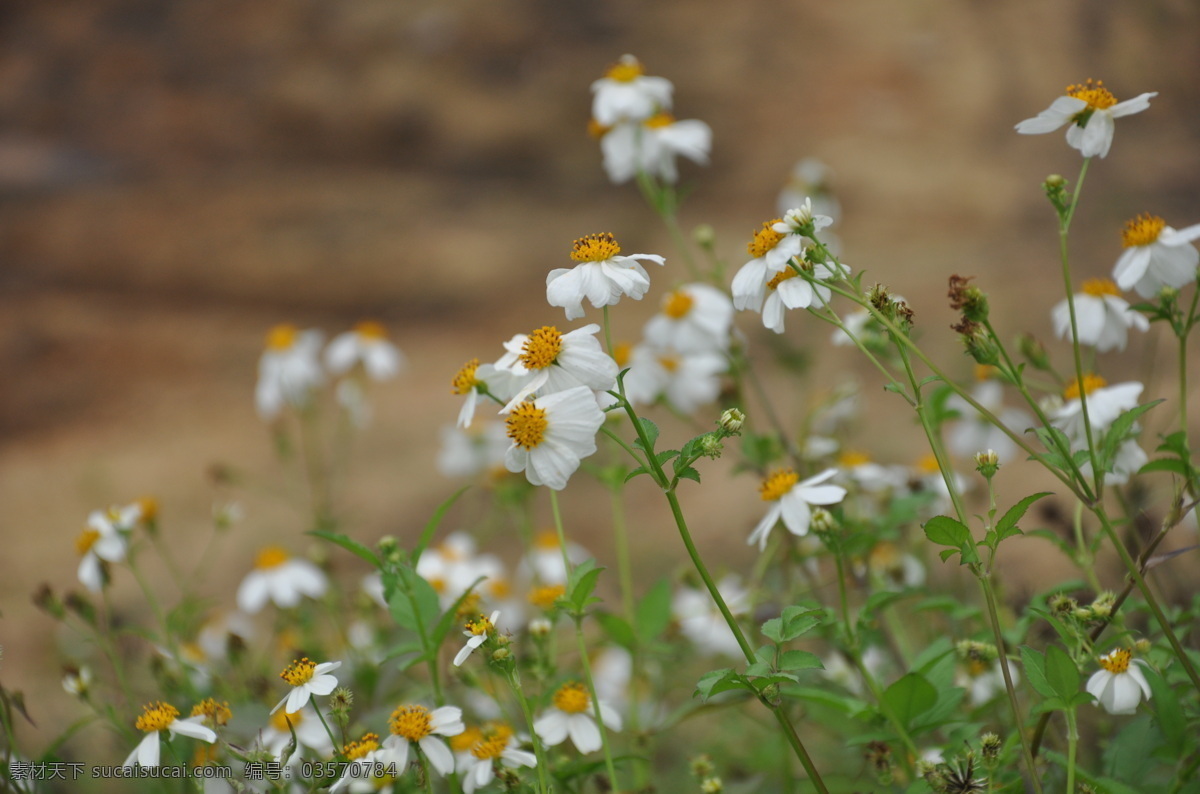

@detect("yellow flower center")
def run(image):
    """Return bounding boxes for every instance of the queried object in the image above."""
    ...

[450,726,482,753]
[528,584,566,610]
[136,702,180,733]
[1066,79,1117,110]
[343,733,381,761]
[489,578,512,599]
[270,707,304,732]
[553,682,591,714]
[760,469,799,501]
[452,358,482,395]
[644,111,676,129]
[1082,278,1121,297]
[465,614,494,637]
[587,118,611,139]
[838,450,871,467]
[354,320,388,340]
[427,576,447,594]
[658,355,679,373]
[470,724,514,760]
[747,220,785,259]
[916,453,941,475]
[388,705,433,742]
[1063,374,1107,401]
[612,341,632,368]
[605,58,644,82]
[191,699,232,726]
[279,657,317,687]
[506,402,549,450]
[255,546,290,570]
[965,658,990,678]
[766,268,800,291]
[1099,648,1132,674]
[454,593,483,621]
[974,364,997,382]
[137,497,158,522]
[571,232,622,263]
[662,289,695,319]
[535,530,561,550]
[266,324,299,351]
[75,528,101,555]
[1121,213,1166,248]
[519,327,563,370]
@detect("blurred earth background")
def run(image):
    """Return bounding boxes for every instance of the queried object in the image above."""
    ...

[2,0,1198,757]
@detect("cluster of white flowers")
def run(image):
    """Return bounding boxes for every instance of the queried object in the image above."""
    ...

[590,54,712,184]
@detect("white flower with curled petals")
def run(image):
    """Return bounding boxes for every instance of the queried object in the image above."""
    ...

[1015,79,1155,158]
[453,611,501,667]
[237,547,328,613]
[325,321,405,380]
[256,324,324,420]
[748,468,846,550]
[1086,648,1152,714]
[495,324,617,410]
[383,704,464,777]
[598,113,711,184]
[1052,278,1149,351]
[272,658,341,715]
[591,55,673,126]
[124,702,217,768]
[534,682,621,754]
[1112,213,1200,298]
[503,387,605,491]
[547,233,665,321]
[1051,375,1143,447]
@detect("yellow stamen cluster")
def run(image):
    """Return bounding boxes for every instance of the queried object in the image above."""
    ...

[1066,79,1117,110]
[489,578,512,599]
[75,528,101,556]
[644,111,676,129]
[354,320,388,340]
[766,268,799,291]
[470,723,514,760]
[747,220,785,259]
[662,289,694,319]
[465,614,494,637]
[1099,648,1132,674]
[136,702,180,733]
[1121,213,1166,248]
[552,682,591,714]
[388,705,433,742]
[612,341,632,368]
[519,327,563,370]
[1082,278,1121,297]
[528,584,566,610]
[343,733,381,761]
[137,496,158,522]
[270,708,303,732]
[587,118,611,139]
[265,324,299,351]
[974,364,997,382]
[454,592,482,621]
[838,450,871,468]
[279,657,317,687]
[506,402,549,450]
[965,658,990,678]
[191,699,232,726]
[450,726,483,753]
[535,530,561,549]
[605,58,644,82]
[255,546,290,570]
[452,358,482,395]
[571,232,621,263]
[1064,373,1107,401]
[916,453,941,475]
[658,355,679,373]
[759,469,799,501]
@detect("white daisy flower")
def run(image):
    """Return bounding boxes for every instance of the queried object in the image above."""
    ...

[1112,213,1200,298]
[383,704,464,777]
[457,723,538,794]
[196,610,255,662]
[260,706,332,763]
[1087,648,1152,715]
[520,530,590,586]
[534,682,622,754]
[329,733,389,794]
[623,344,726,414]
[643,283,734,354]
[503,387,605,491]
[62,665,93,698]
[272,657,341,715]
[1015,79,1156,159]
[946,374,1032,462]
[255,324,324,421]
[324,321,405,380]
[1079,438,1149,486]
[496,324,617,410]
[590,55,673,126]
[451,358,522,429]
[672,575,751,659]
[730,218,806,313]
[866,542,926,591]
[956,659,1012,706]
[760,263,836,334]
[747,468,847,550]
[773,199,834,239]
[74,508,132,593]
[124,702,217,768]
[453,610,501,667]
[598,113,711,184]
[437,422,510,479]
[237,546,328,613]
[834,451,906,494]
[1051,376,1143,446]
[546,233,665,321]
[1052,278,1150,352]
[821,647,888,698]
[778,158,840,224]
[591,648,633,714]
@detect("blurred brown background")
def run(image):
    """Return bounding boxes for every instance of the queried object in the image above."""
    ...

[2,0,1198,751]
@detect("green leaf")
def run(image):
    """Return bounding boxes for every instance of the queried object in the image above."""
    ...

[676,466,702,484]
[1020,646,1056,700]
[413,485,470,564]
[385,566,441,636]
[656,449,680,467]
[995,492,1052,541]
[1138,458,1188,476]
[694,668,747,701]
[632,417,660,452]
[309,529,379,566]
[779,650,824,672]
[1044,644,1081,701]
[593,612,636,650]
[635,579,672,644]
[923,515,970,547]
[778,606,823,642]
[623,466,649,483]
[1143,667,1185,756]
[882,673,937,728]
[565,558,605,611]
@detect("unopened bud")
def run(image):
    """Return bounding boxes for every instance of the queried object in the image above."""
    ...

[699,434,724,459]
[689,754,715,779]
[1158,285,1179,302]
[693,224,716,248]
[980,732,1002,763]
[377,536,398,556]
[1044,174,1067,189]
[718,408,745,435]
[528,618,552,637]
[1134,638,1152,655]
[810,508,836,534]
[700,777,724,794]
[974,449,1000,479]
[491,647,511,662]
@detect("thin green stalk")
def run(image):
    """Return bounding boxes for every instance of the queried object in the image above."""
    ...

[1065,708,1078,794]
[416,746,436,794]
[505,670,551,794]
[1071,500,1102,593]
[311,701,341,752]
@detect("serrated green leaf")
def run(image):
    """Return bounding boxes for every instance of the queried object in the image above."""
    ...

[923,515,970,547]
[566,558,605,611]
[632,417,660,452]
[623,466,649,483]
[694,668,743,701]
[778,606,823,642]
[385,566,441,636]
[1138,458,1188,475]
[779,650,824,672]
[995,492,1052,540]
[1020,646,1056,700]
[882,673,937,728]
[657,449,680,466]
[310,529,379,566]
[676,466,701,484]
[1044,644,1080,701]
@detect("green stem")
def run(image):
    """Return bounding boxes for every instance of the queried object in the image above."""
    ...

[505,670,551,794]
[311,701,341,752]
[1065,708,1078,794]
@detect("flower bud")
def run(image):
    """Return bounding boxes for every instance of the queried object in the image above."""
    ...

[810,508,836,534]
[980,732,1002,764]
[528,617,553,637]
[689,754,715,779]
[699,434,724,459]
[1018,333,1051,371]
[1134,638,1152,655]
[718,408,745,435]
[973,449,1000,479]
[377,535,399,556]
[693,224,716,248]
[700,777,724,794]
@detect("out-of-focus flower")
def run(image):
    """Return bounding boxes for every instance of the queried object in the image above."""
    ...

[748,469,847,550]
[1015,79,1155,158]
[503,387,605,491]
[534,682,622,754]
[866,542,926,591]
[329,733,389,794]
[324,321,405,380]
[1052,279,1149,352]
[457,723,538,794]
[520,530,590,586]
[672,575,750,659]
[272,658,341,715]
[260,706,332,764]
[437,422,510,479]
[75,507,133,593]
[124,702,217,768]
[1087,648,1152,714]
[946,371,1032,462]
[256,325,324,420]
[1052,375,1143,446]
[1112,213,1200,298]
[591,55,673,126]
[623,344,726,414]
[62,665,93,698]
[451,358,521,429]
[778,158,840,223]
[547,233,665,321]
[237,547,328,613]
[598,113,711,184]
[643,284,734,354]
